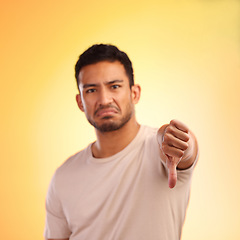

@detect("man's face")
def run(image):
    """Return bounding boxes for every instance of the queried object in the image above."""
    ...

[76,61,140,132]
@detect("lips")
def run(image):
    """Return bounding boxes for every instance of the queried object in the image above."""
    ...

[96,108,118,117]
[95,107,119,117]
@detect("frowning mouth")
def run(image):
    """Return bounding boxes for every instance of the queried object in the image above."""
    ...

[94,106,119,118]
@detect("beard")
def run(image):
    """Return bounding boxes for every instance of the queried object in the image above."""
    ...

[86,103,134,132]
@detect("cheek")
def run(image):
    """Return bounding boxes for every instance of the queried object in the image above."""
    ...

[118,93,133,109]
[83,98,96,114]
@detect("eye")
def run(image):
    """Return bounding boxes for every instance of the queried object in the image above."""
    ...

[111,84,120,90]
[86,88,96,93]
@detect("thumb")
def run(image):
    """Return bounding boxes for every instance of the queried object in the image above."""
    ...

[167,157,178,188]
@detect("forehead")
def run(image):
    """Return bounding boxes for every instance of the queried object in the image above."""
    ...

[78,61,128,85]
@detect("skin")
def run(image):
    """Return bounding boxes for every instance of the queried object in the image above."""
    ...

[76,61,141,158]
[47,60,198,240]
[157,119,198,188]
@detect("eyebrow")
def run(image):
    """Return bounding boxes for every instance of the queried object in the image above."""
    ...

[106,80,124,85]
[82,79,124,89]
[82,83,98,89]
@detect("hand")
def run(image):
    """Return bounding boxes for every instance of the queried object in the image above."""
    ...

[158,120,190,188]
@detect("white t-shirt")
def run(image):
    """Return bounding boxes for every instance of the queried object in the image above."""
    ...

[44,125,197,240]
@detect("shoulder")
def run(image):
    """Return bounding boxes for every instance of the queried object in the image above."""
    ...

[141,125,160,147]
[139,125,161,159]
[140,125,159,139]
[47,145,92,196]
[54,145,91,180]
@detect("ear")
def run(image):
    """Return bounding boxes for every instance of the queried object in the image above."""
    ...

[76,94,84,112]
[131,84,141,104]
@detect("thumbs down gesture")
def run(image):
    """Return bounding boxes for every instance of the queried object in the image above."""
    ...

[157,119,198,188]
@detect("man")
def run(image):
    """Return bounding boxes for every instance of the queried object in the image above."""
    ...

[44,44,198,240]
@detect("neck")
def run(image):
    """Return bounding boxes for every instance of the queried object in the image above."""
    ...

[92,116,140,158]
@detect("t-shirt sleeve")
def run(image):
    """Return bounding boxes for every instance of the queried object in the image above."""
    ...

[44,172,71,239]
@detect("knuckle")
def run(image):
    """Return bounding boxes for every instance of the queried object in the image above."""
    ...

[165,125,174,134]
[182,142,189,151]
[163,133,171,142]
[170,119,177,125]
[162,145,171,156]
[184,133,190,142]
[178,150,184,158]
[162,144,168,152]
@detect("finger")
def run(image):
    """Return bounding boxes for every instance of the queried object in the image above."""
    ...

[170,119,189,133]
[162,143,184,159]
[167,159,177,188]
[165,124,189,142]
[163,132,189,151]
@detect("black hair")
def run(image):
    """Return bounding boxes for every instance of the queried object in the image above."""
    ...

[75,44,134,90]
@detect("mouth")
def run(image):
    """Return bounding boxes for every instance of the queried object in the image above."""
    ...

[95,107,119,118]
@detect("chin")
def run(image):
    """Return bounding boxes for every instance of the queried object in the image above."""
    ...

[96,122,123,132]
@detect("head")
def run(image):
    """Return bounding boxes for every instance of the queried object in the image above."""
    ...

[75,44,134,90]
[75,44,141,133]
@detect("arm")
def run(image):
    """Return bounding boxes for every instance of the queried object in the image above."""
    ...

[157,119,198,188]
[45,172,72,240]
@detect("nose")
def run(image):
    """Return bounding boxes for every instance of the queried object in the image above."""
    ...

[97,88,113,106]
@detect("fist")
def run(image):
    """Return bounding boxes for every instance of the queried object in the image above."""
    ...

[158,119,190,188]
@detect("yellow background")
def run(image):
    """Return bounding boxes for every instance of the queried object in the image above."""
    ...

[1,0,239,239]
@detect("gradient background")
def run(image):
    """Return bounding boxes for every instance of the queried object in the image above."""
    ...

[1,0,240,239]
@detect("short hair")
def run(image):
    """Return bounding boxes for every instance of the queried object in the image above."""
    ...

[75,44,134,90]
